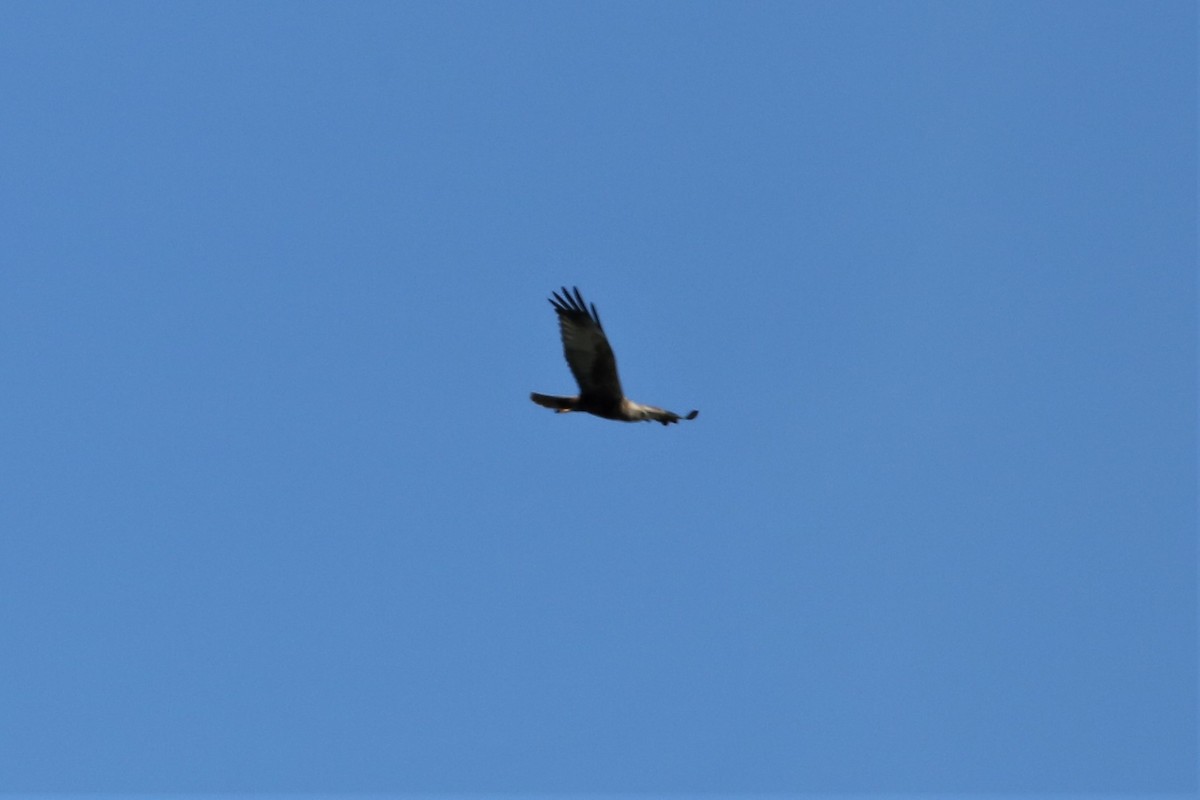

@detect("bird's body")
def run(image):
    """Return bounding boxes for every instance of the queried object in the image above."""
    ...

[531,287,698,426]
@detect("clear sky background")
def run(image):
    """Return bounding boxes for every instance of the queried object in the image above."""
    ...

[0,1,1195,795]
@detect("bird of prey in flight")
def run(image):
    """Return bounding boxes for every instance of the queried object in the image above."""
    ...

[531,286,699,426]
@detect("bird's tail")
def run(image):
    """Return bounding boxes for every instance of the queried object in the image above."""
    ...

[530,393,578,413]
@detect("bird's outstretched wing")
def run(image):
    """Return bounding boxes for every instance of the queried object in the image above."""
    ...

[549,286,624,402]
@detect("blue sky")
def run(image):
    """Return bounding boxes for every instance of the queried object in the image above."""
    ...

[0,0,1194,794]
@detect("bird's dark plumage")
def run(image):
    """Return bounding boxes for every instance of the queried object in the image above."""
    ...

[531,286,698,426]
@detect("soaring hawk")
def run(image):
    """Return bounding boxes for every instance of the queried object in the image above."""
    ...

[531,287,699,426]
